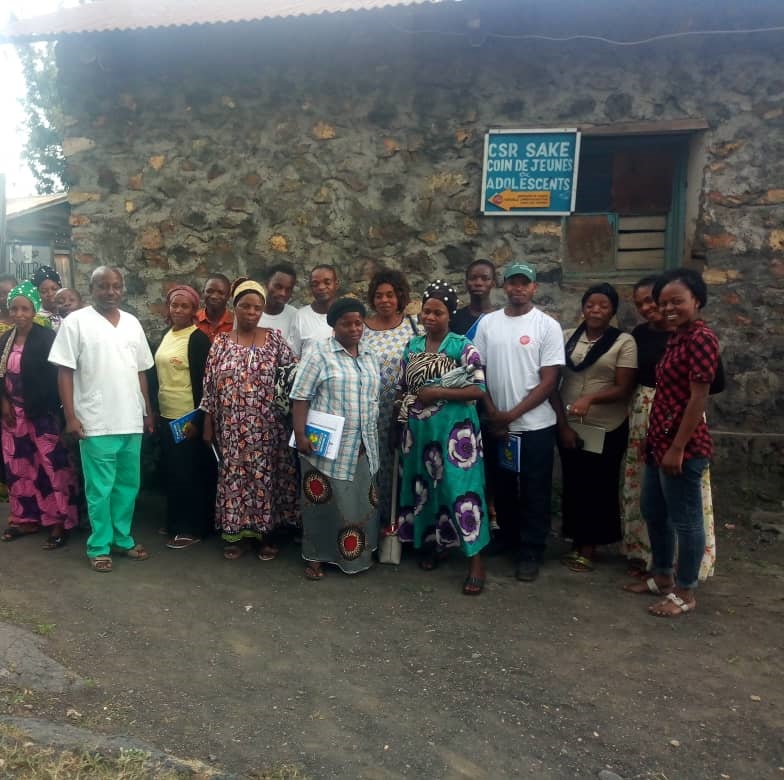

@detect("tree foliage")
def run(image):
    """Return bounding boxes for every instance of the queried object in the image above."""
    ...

[16,42,66,194]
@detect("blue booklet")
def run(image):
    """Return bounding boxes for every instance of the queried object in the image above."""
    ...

[303,424,331,457]
[169,409,200,444]
[498,434,521,472]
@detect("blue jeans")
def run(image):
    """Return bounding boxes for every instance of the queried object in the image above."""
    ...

[491,425,556,562]
[641,458,708,589]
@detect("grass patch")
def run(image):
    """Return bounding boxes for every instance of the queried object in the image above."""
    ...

[33,623,56,637]
[0,725,188,779]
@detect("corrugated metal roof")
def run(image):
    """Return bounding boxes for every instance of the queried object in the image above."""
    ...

[6,193,68,219]
[2,0,453,42]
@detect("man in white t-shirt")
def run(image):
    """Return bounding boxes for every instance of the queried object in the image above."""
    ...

[290,264,340,356]
[258,262,298,348]
[474,261,565,582]
[49,266,155,572]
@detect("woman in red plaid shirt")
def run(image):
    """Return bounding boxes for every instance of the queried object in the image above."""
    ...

[624,268,720,617]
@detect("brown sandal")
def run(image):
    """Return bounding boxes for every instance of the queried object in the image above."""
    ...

[90,555,113,573]
[223,544,246,560]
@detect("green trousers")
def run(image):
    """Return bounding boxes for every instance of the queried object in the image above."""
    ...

[80,434,142,558]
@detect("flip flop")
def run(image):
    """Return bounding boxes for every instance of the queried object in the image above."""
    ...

[565,554,595,573]
[257,543,279,562]
[42,534,67,550]
[115,544,149,560]
[223,545,245,560]
[1,525,38,542]
[462,575,485,595]
[623,577,673,595]
[304,564,324,580]
[648,592,695,617]
[166,535,201,550]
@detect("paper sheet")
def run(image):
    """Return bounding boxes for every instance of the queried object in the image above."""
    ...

[289,410,345,461]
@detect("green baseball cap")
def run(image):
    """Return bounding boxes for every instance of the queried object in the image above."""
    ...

[503,262,536,282]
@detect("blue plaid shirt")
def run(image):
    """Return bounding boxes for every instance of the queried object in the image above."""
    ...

[290,337,380,480]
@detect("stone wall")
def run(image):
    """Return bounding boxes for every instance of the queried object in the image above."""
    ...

[55,2,784,504]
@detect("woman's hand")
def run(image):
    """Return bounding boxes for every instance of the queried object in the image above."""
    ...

[183,421,200,440]
[202,413,214,446]
[294,431,315,455]
[416,386,442,406]
[64,415,85,439]
[558,424,581,450]
[567,395,593,418]
[1,398,14,429]
[661,444,685,476]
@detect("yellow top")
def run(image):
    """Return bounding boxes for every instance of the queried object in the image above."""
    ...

[155,325,196,419]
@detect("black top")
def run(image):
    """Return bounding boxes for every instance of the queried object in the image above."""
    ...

[450,306,480,337]
[0,324,60,419]
[632,323,670,388]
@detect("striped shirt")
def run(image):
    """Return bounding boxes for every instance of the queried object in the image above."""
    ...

[290,337,380,480]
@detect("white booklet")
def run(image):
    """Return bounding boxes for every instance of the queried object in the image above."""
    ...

[289,410,345,461]
[568,421,606,455]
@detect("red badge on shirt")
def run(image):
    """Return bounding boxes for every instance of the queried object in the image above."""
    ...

[519,335,531,346]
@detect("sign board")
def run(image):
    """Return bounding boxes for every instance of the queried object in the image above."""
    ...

[481,128,581,216]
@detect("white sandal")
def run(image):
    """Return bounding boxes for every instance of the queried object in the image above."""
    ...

[649,592,694,617]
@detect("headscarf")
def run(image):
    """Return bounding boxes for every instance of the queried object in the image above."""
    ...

[326,297,366,327]
[422,279,459,316]
[232,280,267,305]
[581,282,619,315]
[7,281,41,313]
[0,281,43,379]
[166,284,200,316]
[31,265,61,289]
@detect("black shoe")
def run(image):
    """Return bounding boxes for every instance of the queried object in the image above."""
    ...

[515,558,540,582]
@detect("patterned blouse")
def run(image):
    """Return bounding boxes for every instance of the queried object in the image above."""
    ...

[290,337,381,481]
[647,319,719,464]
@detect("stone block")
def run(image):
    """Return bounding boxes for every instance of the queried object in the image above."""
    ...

[703,233,736,250]
[269,234,289,253]
[769,230,784,252]
[381,138,400,157]
[67,191,100,205]
[128,173,144,190]
[763,189,784,204]
[140,227,165,251]
[463,217,480,236]
[62,136,96,156]
[703,268,741,284]
[74,253,95,265]
[125,201,136,214]
[710,141,745,158]
[69,214,90,227]
[148,155,166,171]
[529,221,562,237]
[312,121,336,140]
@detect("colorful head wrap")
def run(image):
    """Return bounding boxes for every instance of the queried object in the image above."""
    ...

[326,297,366,327]
[232,280,267,305]
[8,281,41,313]
[422,279,459,316]
[31,265,61,289]
[165,284,201,325]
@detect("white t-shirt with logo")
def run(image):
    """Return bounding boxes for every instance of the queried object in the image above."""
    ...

[48,306,154,436]
[474,307,565,432]
[259,304,298,349]
[290,305,333,357]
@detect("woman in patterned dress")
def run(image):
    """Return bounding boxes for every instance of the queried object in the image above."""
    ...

[395,280,490,595]
[291,297,380,579]
[620,275,717,581]
[362,269,419,531]
[0,281,78,547]
[200,280,299,560]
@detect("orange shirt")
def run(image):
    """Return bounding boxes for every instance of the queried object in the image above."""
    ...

[196,308,233,343]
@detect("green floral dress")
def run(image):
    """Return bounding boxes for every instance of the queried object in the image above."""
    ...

[396,333,489,556]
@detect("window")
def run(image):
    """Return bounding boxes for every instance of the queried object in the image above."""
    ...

[563,132,693,277]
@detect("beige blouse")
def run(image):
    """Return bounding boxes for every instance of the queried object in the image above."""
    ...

[560,328,637,432]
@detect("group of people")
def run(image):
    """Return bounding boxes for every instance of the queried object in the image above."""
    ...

[0,256,721,616]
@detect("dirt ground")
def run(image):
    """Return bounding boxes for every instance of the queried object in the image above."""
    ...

[0,493,782,780]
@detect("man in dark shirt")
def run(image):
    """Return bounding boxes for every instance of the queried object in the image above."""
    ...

[450,259,497,338]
